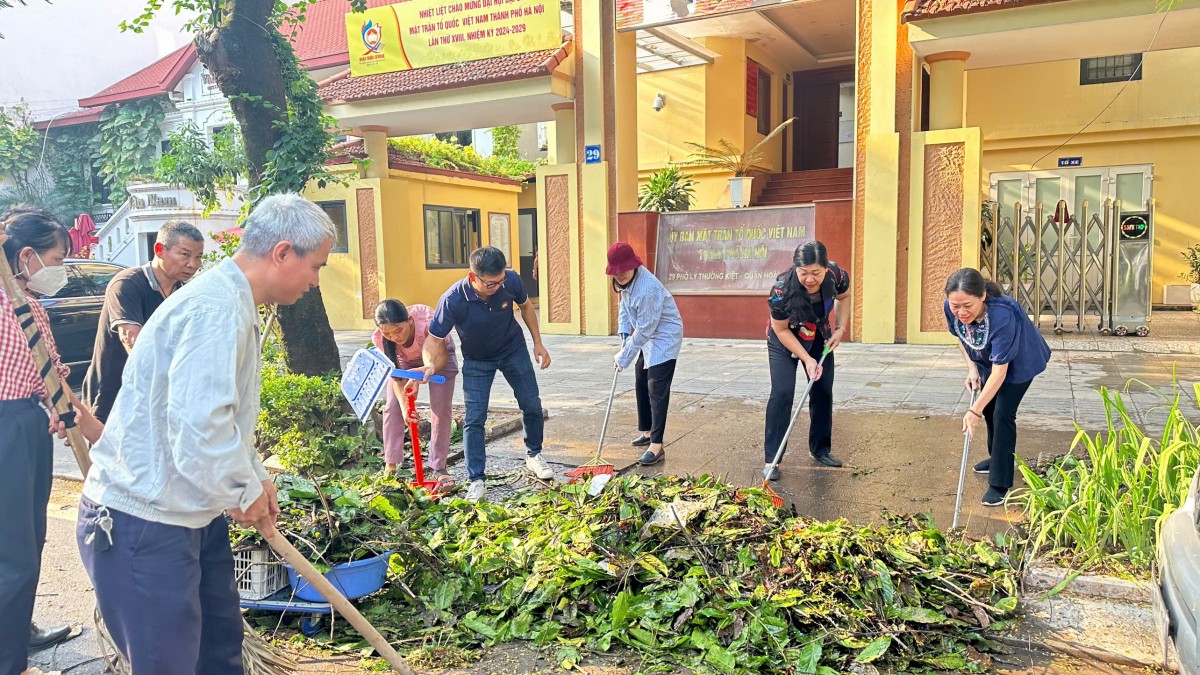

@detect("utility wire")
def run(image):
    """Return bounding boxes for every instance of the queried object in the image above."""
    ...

[1028,9,1170,170]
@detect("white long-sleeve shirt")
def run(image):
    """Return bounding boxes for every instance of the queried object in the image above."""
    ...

[616,266,684,370]
[83,258,269,529]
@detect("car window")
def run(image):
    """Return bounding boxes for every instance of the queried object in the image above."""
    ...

[72,263,125,296]
[38,267,90,299]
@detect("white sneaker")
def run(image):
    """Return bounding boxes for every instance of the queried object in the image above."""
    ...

[526,454,554,480]
[26,669,63,675]
[465,480,487,503]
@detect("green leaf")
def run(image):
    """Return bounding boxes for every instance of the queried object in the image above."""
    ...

[611,590,631,630]
[704,644,737,674]
[856,636,891,663]
[461,615,498,640]
[995,596,1019,613]
[890,606,947,624]
[795,640,822,674]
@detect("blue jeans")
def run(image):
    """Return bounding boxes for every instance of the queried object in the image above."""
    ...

[77,499,244,675]
[462,349,544,482]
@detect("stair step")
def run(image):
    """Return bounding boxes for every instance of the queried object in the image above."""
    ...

[759,188,852,199]
[769,169,852,180]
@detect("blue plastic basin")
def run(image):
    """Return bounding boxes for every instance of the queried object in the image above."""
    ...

[285,551,391,603]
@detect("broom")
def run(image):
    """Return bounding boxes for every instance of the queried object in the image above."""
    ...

[750,345,832,508]
[564,362,620,483]
[0,253,412,674]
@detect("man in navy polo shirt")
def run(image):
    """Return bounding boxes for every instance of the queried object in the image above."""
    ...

[421,246,554,502]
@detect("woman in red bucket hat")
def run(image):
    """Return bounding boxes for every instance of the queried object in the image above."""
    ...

[607,242,684,465]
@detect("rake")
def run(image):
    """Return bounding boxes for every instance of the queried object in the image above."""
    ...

[393,368,449,496]
[565,363,621,483]
[750,346,832,508]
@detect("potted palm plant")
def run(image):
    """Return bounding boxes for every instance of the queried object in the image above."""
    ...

[684,118,795,208]
[1181,244,1200,312]
[638,166,698,212]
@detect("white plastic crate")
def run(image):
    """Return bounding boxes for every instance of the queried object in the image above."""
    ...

[234,547,288,601]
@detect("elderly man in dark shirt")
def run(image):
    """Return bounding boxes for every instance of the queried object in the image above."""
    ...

[83,220,203,422]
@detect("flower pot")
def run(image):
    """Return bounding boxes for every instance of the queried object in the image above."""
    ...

[729,176,754,208]
[1191,283,1200,313]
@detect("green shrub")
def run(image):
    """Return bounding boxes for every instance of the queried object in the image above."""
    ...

[638,165,697,212]
[256,369,377,473]
[1015,382,1200,575]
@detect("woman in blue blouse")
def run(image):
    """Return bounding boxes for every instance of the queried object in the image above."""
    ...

[944,268,1051,506]
[608,242,684,465]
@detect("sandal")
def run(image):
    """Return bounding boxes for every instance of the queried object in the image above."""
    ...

[434,472,456,493]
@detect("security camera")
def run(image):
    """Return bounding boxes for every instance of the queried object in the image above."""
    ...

[652,93,667,111]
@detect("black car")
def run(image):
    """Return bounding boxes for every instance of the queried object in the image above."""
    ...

[39,259,127,389]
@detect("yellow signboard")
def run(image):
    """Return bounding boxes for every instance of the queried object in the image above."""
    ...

[346,0,561,77]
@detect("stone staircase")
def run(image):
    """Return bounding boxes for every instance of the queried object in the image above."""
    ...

[753,167,853,206]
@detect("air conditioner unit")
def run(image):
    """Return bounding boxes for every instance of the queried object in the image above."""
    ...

[168,91,185,102]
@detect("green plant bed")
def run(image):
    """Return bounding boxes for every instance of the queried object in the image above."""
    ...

[1014,382,1200,577]
[260,473,1019,673]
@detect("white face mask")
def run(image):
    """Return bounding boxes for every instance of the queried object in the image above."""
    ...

[23,250,69,296]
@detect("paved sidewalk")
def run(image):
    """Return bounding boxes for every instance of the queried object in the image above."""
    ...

[338,319,1200,435]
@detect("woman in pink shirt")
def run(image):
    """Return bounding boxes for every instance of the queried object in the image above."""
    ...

[373,299,459,488]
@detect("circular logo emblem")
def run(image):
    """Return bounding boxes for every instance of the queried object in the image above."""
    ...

[1119,214,1149,240]
[361,20,383,54]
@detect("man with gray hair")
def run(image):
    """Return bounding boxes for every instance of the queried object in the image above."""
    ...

[73,194,336,674]
[83,219,204,422]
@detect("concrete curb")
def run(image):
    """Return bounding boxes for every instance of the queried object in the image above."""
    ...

[1023,564,1154,604]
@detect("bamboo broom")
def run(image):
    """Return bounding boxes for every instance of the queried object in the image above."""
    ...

[0,248,410,674]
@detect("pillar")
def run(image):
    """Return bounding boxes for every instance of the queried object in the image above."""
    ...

[551,103,576,164]
[615,29,639,213]
[356,125,390,179]
[857,0,901,344]
[577,0,617,336]
[926,51,969,130]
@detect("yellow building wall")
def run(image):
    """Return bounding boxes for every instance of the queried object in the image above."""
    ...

[966,48,1200,302]
[306,175,380,331]
[306,170,521,330]
[635,36,788,211]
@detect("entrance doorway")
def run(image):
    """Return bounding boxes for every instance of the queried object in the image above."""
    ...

[791,66,854,172]
[990,165,1152,226]
[518,207,538,298]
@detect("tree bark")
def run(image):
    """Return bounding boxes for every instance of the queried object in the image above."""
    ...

[195,0,343,375]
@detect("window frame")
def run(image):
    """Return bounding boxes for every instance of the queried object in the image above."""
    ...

[1080,54,1143,86]
[317,200,350,254]
[423,205,481,270]
[757,66,773,136]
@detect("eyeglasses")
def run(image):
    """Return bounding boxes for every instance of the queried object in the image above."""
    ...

[473,274,505,290]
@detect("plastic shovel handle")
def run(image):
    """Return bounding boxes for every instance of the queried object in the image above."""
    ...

[391,368,447,384]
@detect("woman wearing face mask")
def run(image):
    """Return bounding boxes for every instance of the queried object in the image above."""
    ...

[944,268,1050,507]
[0,207,93,675]
[764,241,850,480]
[372,299,459,488]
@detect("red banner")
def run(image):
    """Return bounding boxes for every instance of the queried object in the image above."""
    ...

[745,60,759,118]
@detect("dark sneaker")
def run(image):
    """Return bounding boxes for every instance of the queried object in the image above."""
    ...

[631,434,652,447]
[813,453,843,468]
[973,458,991,474]
[638,449,665,465]
[981,486,1008,507]
[765,465,781,481]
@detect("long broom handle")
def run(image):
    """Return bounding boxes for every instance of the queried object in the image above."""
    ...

[0,253,92,475]
[595,365,621,460]
[952,389,978,530]
[259,527,412,674]
[764,346,831,477]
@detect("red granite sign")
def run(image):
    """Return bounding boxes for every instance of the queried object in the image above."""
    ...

[654,206,815,295]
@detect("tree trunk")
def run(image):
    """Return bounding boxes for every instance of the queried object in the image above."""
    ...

[195,0,343,375]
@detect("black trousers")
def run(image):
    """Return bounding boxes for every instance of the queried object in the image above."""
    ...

[765,333,835,463]
[0,397,52,675]
[634,354,677,444]
[981,377,1032,490]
